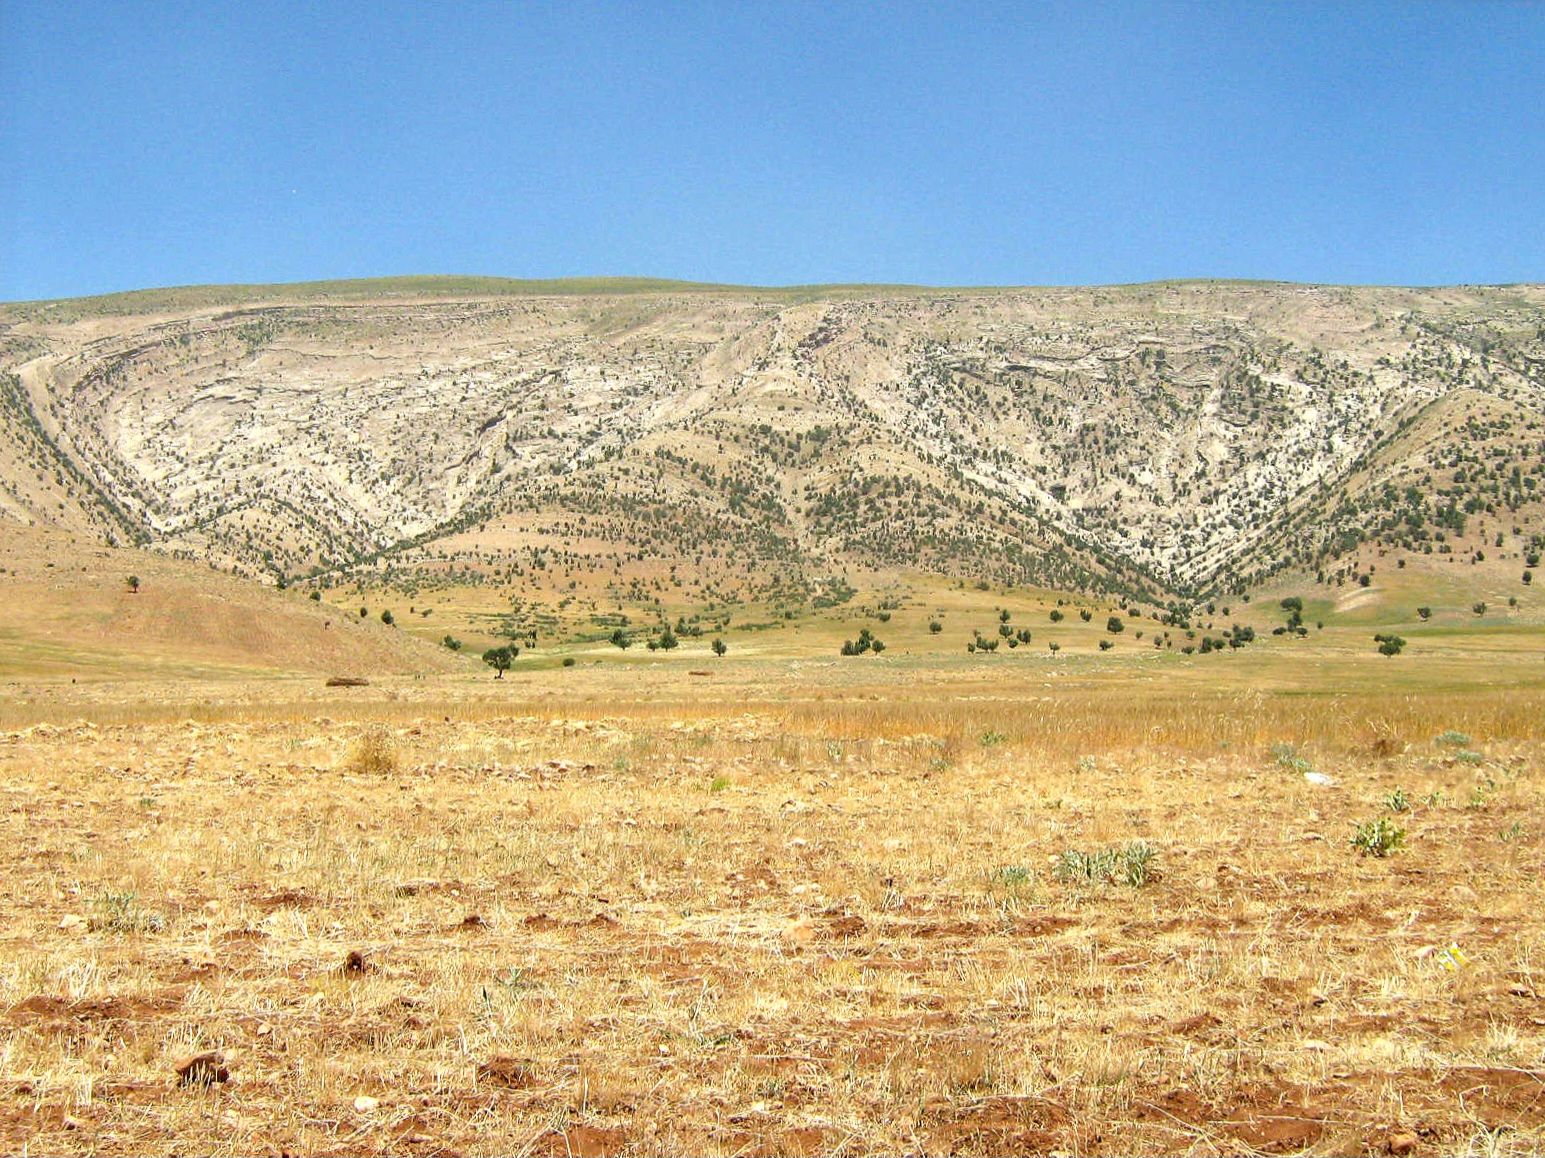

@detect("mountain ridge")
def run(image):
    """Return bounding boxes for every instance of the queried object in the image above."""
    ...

[3,278,1542,608]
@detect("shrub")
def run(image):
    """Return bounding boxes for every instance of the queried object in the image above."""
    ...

[1055,842,1156,887]
[1106,616,1124,633]
[1350,817,1405,857]
[1098,639,1114,651]
[1374,632,1406,656]
[562,656,576,667]
[346,729,397,775]
[1049,609,1064,622]
[929,620,943,634]
[712,638,727,656]
[1417,606,1432,620]
[442,635,462,651]
[1271,742,1315,776]
[91,890,164,933]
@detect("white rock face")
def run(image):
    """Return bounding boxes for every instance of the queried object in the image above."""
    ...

[2,280,1543,595]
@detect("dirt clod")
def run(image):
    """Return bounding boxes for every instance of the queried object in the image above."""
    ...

[175,1051,230,1087]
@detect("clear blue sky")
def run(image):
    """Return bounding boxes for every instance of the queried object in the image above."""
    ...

[3,1,1542,299]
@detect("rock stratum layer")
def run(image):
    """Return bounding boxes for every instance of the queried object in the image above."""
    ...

[3,278,1543,602]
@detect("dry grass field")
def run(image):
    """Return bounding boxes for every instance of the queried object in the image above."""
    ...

[2,654,1543,1156]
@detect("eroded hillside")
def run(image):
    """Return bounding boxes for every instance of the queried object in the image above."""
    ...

[2,279,1543,602]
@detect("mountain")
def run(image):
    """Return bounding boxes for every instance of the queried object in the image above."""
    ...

[3,277,1543,607]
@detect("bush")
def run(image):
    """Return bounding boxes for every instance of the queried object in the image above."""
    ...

[442,635,462,651]
[1350,817,1405,857]
[929,620,943,634]
[1049,609,1064,622]
[1106,616,1124,634]
[1374,632,1406,656]
[1417,606,1432,620]
[346,729,397,775]
[1055,842,1156,887]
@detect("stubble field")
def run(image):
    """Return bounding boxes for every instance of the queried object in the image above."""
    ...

[2,658,1543,1156]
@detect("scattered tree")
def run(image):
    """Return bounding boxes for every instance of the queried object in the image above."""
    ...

[482,645,517,677]
[126,575,140,594]
[712,638,727,657]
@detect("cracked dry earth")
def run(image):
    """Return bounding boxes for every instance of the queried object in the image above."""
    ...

[1,704,1542,1155]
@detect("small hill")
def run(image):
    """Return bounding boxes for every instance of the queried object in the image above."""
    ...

[0,522,468,679]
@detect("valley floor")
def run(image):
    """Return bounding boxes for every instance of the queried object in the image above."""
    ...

[2,661,1543,1155]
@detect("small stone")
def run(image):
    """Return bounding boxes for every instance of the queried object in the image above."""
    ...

[353,1095,380,1113]
[59,914,84,930]
[1388,1131,1419,1155]
[342,950,368,975]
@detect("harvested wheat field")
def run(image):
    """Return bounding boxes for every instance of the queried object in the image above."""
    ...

[2,661,1542,1156]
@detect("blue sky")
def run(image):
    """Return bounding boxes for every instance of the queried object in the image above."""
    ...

[2,1,1542,299]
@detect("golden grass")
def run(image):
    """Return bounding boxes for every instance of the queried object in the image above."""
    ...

[0,663,1541,1154]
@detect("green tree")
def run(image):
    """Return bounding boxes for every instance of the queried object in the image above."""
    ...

[442,635,463,651]
[482,645,517,677]
[126,575,140,594]
[609,627,632,649]
[1106,616,1124,634]
[381,609,395,626]
[712,638,727,657]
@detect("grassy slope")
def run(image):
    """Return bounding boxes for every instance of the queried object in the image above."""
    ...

[0,523,471,680]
